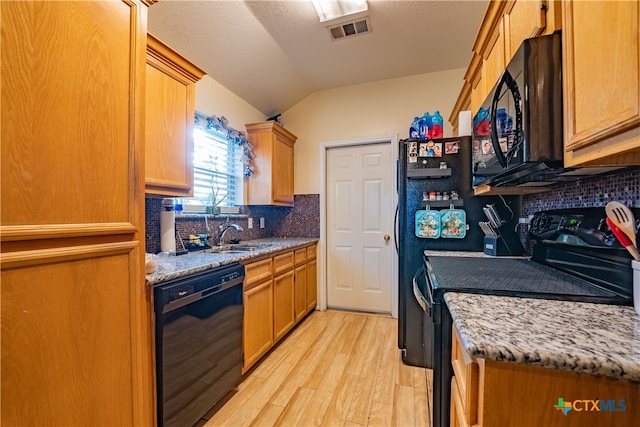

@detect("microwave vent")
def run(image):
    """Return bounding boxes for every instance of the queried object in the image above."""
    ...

[328,17,371,41]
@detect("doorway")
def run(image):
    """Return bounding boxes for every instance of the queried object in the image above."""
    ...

[321,136,397,315]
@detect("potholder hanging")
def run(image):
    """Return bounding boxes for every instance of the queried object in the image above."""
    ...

[415,207,440,239]
[440,204,467,238]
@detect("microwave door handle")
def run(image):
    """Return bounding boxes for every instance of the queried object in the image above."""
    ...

[490,69,518,168]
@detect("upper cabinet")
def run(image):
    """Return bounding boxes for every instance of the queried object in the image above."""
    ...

[145,34,206,197]
[562,0,640,166]
[245,122,297,206]
[450,0,562,132]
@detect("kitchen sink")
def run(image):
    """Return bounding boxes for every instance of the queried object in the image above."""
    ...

[205,243,272,254]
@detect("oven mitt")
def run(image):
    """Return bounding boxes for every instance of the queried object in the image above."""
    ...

[440,205,467,238]
[415,208,441,238]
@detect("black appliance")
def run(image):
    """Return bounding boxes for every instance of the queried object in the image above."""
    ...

[472,32,565,187]
[420,207,637,427]
[154,263,245,427]
[396,136,521,368]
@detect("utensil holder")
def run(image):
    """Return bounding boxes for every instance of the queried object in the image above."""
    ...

[633,260,640,316]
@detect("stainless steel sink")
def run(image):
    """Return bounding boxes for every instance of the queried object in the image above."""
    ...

[205,243,272,254]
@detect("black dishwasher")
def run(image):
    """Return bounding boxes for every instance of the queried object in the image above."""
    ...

[154,263,245,427]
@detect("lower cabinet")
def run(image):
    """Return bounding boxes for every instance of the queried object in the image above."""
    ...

[306,259,317,311]
[242,243,317,372]
[294,264,307,322]
[273,269,295,341]
[450,324,640,426]
[243,258,274,372]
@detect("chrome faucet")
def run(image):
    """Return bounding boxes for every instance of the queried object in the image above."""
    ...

[218,218,243,246]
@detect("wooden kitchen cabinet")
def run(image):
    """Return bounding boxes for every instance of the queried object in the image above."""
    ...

[0,1,153,425]
[562,0,640,166]
[243,258,274,373]
[245,122,297,206]
[452,0,561,126]
[243,279,274,372]
[242,244,317,372]
[274,269,295,341]
[273,250,295,340]
[145,33,206,197]
[294,248,308,322]
[450,324,640,426]
[306,246,318,311]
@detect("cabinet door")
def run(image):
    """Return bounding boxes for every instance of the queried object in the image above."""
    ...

[273,135,295,205]
[563,0,640,166]
[243,280,274,372]
[145,35,205,197]
[0,1,152,425]
[294,264,307,321]
[504,0,546,59]
[482,19,506,100]
[306,259,318,311]
[273,270,295,341]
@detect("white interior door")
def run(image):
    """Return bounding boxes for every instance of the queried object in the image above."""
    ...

[326,142,393,313]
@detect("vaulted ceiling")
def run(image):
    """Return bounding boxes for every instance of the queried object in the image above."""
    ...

[148,0,488,117]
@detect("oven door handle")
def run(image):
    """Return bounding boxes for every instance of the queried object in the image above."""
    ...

[412,267,431,315]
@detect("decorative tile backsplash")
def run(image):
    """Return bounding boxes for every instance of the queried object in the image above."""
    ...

[519,169,640,253]
[145,194,320,253]
[522,169,640,214]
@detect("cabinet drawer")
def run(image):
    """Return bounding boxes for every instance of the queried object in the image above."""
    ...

[451,326,478,425]
[306,244,317,260]
[273,251,294,275]
[244,258,272,290]
[294,248,307,265]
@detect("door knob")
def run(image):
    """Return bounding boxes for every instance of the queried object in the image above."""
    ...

[384,234,391,241]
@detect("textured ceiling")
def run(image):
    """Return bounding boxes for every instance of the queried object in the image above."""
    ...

[148,0,488,118]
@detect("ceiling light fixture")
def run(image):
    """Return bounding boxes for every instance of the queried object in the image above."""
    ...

[311,0,368,23]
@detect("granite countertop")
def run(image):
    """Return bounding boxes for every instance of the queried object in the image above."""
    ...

[444,292,640,381]
[146,237,318,286]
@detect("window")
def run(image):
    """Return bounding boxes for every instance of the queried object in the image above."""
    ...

[184,113,243,211]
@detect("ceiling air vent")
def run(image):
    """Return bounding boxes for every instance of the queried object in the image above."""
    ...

[328,17,371,41]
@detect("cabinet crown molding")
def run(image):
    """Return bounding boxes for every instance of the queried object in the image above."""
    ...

[147,33,206,82]
[246,121,298,145]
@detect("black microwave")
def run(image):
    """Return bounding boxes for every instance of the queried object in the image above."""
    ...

[472,32,563,187]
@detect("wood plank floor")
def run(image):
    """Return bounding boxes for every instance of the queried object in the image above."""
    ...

[202,310,432,427]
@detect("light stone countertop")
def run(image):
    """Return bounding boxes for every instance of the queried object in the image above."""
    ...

[444,292,640,381]
[146,237,318,286]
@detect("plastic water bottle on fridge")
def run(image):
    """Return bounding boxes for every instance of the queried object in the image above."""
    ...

[409,117,419,139]
[430,111,443,139]
[418,113,431,140]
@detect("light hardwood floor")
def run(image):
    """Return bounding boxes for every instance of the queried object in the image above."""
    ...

[202,309,432,427]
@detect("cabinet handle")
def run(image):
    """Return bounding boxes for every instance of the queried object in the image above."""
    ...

[383,234,391,241]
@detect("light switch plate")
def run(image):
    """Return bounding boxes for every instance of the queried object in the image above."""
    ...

[248,218,253,229]
[260,217,265,229]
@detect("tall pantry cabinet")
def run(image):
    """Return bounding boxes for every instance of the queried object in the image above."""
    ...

[0,1,154,426]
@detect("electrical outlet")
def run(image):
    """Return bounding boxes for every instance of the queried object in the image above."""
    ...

[260,217,265,229]
[248,218,253,229]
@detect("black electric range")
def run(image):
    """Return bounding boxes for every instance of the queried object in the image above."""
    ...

[423,207,637,427]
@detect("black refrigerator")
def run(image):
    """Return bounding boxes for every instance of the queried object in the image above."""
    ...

[396,136,520,368]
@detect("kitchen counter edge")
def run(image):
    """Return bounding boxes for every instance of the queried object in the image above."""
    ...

[444,292,640,382]
[146,237,318,286]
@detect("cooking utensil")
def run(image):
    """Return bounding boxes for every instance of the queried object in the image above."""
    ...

[606,217,640,261]
[606,201,637,249]
[479,221,497,238]
[483,204,503,229]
